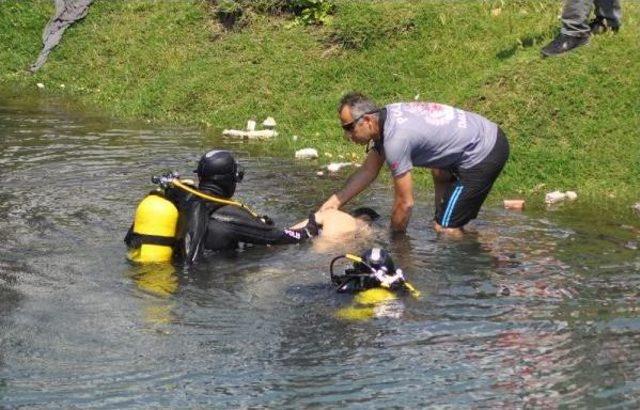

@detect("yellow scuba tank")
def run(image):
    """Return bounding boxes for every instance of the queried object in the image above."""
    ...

[336,288,398,320]
[330,249,421,321]
[353,288,397,305]
[126,192,179,263]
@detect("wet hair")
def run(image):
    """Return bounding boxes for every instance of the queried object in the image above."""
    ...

[351,207,380,223]
[338,92,380,118]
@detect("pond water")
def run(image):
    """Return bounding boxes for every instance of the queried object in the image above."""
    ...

[1,93,639,408]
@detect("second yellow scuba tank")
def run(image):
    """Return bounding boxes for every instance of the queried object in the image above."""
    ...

[330,248,421,320]
[126,192,179,263]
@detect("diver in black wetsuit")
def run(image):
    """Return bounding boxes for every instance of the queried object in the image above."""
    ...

[126,150,319,264]
[174,150,321,263]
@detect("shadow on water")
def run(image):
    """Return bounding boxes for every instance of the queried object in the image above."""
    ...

[1,92,640,407]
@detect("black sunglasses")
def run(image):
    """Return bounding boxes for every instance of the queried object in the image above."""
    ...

[341,109,379,132]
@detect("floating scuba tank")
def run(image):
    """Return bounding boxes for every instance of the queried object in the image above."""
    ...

[330,248,418,294]
[330,248,421,320]
[126,191,179,263]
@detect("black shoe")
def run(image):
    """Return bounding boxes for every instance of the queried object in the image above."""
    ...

[590,18,620,35]
[541,34,589,57]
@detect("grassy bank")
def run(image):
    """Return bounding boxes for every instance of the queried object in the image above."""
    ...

[2,0,639,214]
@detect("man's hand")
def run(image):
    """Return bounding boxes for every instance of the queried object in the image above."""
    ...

[304,212,322,236]
[319,194,341,211]
[391,171,414,232]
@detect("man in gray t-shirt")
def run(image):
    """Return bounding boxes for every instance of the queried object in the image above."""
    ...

[318,92,509,236]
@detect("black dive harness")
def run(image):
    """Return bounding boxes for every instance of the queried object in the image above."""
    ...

[124,228,175,247]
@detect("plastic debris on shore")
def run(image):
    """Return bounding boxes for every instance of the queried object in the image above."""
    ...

[223,116,278,139]
[262,117,276,129]
[327,162,354,173]
[36,83,45,89]
[545,190,578,205]
[633,202,640,217]
[503,199,525,210]
[295,148,319,159]
[565,191,578,201]
[222,129,277,139]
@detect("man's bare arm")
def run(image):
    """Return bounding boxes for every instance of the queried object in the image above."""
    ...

[319,149,384,211]
[391,171,414,232]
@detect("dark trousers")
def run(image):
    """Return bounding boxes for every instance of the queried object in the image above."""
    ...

[561,0,622,37]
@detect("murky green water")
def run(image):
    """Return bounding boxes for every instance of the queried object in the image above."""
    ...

[1,93,639,408]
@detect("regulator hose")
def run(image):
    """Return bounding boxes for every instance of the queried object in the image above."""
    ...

[152,173,262,220]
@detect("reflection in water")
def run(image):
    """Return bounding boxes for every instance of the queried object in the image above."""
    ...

[1,93,640,407]
[336,295,405,321]
[125,263,179,327]
[129,264,179,298]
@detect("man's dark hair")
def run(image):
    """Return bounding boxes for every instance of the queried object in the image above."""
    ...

[351,207,380,223]
[338,92,379,118]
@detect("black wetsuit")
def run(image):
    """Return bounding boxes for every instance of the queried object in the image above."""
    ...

[167,187,314,264]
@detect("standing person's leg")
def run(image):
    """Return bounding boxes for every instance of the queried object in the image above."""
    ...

[542,0,593,56]
[592,0,622,32]
[561,0,594,37]
[431,169,463,236]
[434,129,509,236]
[432,169,456,217]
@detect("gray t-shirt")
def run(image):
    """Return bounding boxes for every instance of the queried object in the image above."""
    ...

[377,102,498,177]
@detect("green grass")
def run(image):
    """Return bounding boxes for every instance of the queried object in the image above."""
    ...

[1,0,639,215]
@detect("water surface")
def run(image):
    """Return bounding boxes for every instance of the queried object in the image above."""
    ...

[1,93,639,408]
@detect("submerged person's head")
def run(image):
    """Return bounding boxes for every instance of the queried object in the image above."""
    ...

[195,150,244,198]
[351,207,380,225]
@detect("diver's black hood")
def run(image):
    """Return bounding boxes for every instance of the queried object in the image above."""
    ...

[195,150,244,198]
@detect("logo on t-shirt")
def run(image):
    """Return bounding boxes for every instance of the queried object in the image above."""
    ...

[390,161,399,171]
[404,102,456,126]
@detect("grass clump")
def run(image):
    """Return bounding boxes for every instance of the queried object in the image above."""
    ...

[0,0,52,81]
[210,0,334,29]
[328,1,417,50]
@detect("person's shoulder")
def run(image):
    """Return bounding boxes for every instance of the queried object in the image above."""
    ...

[316,209,352,223]
[382,103,403,139]
[316,209,358,238]
[385,102,404,117]
[317,209,360,226]
[214,204,251,218]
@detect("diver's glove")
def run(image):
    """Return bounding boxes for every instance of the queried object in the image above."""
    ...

[304,212,322,237]
[282,213,322,242]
